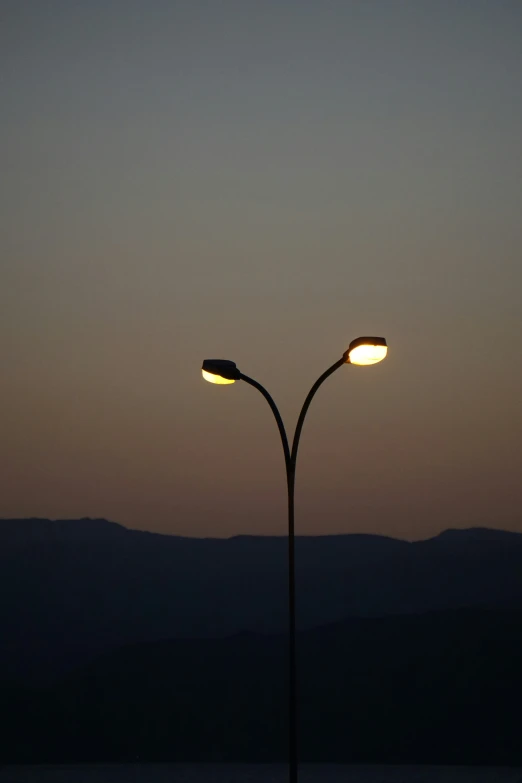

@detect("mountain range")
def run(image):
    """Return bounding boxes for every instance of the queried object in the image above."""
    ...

[2,518,522,684]
[2,518,522,764]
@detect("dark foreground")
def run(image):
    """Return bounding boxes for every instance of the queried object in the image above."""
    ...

[4,606,522,765]
[1,765,521,782]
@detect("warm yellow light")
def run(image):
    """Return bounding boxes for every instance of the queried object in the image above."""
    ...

[202,369,236,385]
[348,344,388,366]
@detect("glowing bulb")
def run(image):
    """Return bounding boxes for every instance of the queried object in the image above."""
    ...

[202,369,236,384]
[348,343,388,366]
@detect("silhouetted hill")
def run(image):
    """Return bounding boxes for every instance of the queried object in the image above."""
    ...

[2,518,522,683]
[2,606,522,764]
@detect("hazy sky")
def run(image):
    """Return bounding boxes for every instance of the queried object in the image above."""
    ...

[1,0,521,539]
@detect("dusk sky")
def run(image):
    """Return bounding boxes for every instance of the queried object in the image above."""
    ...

[1,0,521,539]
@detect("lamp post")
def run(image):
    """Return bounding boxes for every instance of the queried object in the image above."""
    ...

[201,336,388,783]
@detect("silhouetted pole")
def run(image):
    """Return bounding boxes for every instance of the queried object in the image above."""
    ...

[241,358,344,783]
[203,341,387,782]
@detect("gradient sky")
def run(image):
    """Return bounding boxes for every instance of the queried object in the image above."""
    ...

[1,0,521,539]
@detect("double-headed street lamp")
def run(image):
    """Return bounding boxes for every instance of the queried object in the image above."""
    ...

[201,336,388,783]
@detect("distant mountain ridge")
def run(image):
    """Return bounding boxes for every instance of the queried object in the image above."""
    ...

[2,518,522,683]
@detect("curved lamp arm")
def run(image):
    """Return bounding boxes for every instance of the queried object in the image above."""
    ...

[290,358,345,469]
[238,358,345,482]
[239,373,291,472]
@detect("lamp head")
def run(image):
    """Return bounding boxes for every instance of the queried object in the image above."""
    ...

[344,336,388,366]
[201,359,241,385]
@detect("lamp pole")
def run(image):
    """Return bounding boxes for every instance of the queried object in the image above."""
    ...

[201,338,388,783]
[241,357,345,783]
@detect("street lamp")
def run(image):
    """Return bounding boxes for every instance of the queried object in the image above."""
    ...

[201,359,240,384]
[201,337,388,783]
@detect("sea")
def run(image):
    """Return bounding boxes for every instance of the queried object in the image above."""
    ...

[0,765,521,783]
